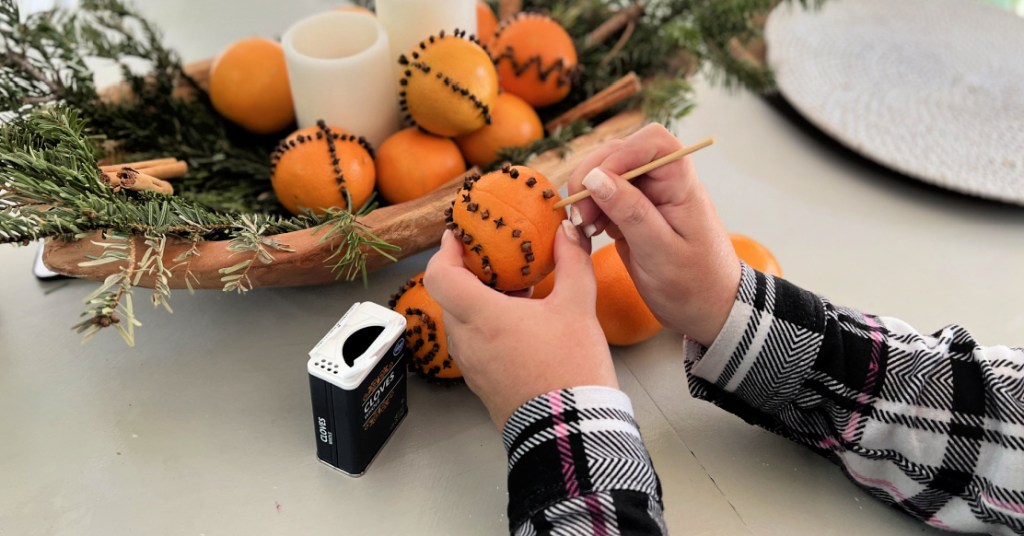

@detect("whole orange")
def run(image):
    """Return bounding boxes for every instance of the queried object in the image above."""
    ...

[476,0,499,46]
[376,128,466,204]
[530,270,554,299]
[730,234,783,276]
[399,30,499,137]
[270,122,375,215]
[390,272,461,382]
[491,13,578,107]
[593,244,662,346]
[455,92,544,167]
[209,38,295,134]
[446,164,565,290]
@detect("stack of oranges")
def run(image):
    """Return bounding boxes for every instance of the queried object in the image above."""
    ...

[208,2,582,216]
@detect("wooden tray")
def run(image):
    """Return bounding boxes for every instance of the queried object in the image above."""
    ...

[42,61,647,289]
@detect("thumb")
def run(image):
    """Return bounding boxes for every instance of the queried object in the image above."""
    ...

[548,220,597,309]
[582,166,679,261]
[423,230,499,324]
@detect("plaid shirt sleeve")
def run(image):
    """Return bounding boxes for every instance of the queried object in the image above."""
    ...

[502,386,666,535]
[686,262,1024,535]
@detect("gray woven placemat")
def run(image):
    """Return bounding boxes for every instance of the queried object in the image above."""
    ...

[766,0,1024,204]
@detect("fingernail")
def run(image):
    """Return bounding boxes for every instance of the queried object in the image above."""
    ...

[569,206,583,226]
[441,229,452,243]
[582,168,614,200]
[561,219,580,244]
[582,224,598,238]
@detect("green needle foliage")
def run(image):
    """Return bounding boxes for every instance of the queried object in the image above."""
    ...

[0,0,399,344]
[3,0,799,345]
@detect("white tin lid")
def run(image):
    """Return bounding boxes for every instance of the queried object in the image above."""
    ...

[307,302,406,390]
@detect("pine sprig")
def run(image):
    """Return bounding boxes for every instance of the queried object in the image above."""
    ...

[316,207,401,285]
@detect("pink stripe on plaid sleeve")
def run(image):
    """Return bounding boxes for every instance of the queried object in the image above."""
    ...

[983,493,1024,515]
[842,314,885,443]
[584,493,609,536]
[548,391,580,499]
[847,466,908,501]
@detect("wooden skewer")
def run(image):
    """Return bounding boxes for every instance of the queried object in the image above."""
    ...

[552,136,716,210]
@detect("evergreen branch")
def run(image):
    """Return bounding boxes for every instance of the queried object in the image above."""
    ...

[219,215,296,293]
[316,208,400,285]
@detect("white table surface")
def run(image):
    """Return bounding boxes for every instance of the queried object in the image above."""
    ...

[2,1,1023,534]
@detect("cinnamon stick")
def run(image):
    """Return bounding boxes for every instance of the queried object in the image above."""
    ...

[100,168,174,195]
[101,159,188,180]
[584,3,644,49]
[545,72,642,131]
[129,161,189,180]
[498,0,522,20]
[101,157,177,170]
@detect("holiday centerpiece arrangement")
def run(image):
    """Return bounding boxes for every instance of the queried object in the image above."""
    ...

[0,0,779,346]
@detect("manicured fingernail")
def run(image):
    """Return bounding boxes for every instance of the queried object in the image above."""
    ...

[582,168,614,200]
[569,206,583,226]
[441,229,453,243]
[561,219,580,244]
[582,224,598,238]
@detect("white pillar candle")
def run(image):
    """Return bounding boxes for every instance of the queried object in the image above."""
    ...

[376,0,477,66]
[281,12,400,148]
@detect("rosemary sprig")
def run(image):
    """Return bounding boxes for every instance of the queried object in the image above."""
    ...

[316,208,401,285]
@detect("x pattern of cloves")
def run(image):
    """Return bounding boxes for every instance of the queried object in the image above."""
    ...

[444,165,557,289]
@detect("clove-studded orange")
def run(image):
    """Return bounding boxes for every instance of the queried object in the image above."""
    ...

[389,272,461,382]
[455,92,544,168]
[490,13,578,107]
[270,121,376,215]
[376,127,466,204]
[445,164,566,291]
[399,29,499,137]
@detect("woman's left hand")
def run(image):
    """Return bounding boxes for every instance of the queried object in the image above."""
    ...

[424,221,617,429]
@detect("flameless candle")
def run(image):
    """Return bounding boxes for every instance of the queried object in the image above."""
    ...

[281,12,400,148]
[376,0,477,66]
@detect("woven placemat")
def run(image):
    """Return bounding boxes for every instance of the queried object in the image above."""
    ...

[766,0,1024,204]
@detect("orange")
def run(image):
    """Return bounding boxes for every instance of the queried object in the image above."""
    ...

[390,272,461,382]
[399,30,499,137]
[730,234,783,276]
[446,164,565,290]
[209,38,295,134]
[455,92,544,167]
[376,128,466,204]
[593,244,662,346]
[530,270,554,299]
[270,122,375,215]
[491,13,578,107]
[476,1,499,46]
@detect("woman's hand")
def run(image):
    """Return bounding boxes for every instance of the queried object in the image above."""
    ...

[424,221,616,429]
[567,123,740,346]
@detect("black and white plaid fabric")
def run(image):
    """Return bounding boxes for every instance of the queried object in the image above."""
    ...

[687,263,1024,535]
[503,386,666,535]
[500,263,1023,535]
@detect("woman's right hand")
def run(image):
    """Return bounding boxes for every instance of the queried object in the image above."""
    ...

[567,123,741,347]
